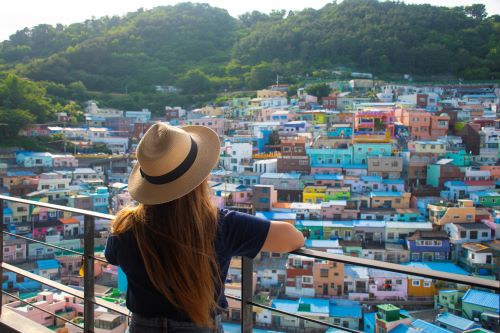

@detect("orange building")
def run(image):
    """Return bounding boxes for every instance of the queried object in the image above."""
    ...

[313,261,344,297]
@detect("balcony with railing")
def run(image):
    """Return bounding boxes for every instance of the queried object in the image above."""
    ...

[0,194,499,333]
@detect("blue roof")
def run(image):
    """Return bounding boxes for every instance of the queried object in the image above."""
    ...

[382,179,404,184]
[391,324,421,333]
[314,174,344,181]
[272,299,298,313]
[260,172,301,180]
[370,191,402,197]
[6,171,37,177]
[305,239,340,248]
[329,299,362,318]
[255,212,296,220]
[222,323,284,333]
[445,180,467,187]
[403,262,470,276]
[435,312,476,330]
[462,289,500,311]
[361,175,383,182]
[36,259,59,270]
[411,319,453,333]
[299,297,329,314]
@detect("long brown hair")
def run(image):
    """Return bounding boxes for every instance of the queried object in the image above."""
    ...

[111,180,220,327]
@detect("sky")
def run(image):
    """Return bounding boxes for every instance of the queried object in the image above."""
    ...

[1,0,499,42]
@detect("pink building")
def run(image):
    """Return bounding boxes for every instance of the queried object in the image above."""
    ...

[256,108,276,122]
[480,165,500,179]
[3,239,27,263]
[368,269,408,301]
[188,117,225,136]
[395,108,449,140]
[52,154,78,168]
[310,166,343,175]
[321,201,359,220]
[18,124,50,137]
[33,221,64,240]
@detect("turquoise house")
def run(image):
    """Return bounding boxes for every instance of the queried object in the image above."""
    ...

[445,150,472,166]
[469,191,500,208]
[306,147,353,166]
[15,151,53,168]
[87,187,110,214]
[328,125,353,138]
[352,143,391,165]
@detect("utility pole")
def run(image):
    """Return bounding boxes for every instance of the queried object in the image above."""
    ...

[63,120,67,154]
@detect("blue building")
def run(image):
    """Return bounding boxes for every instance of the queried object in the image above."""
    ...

[352,143,392,165]
[15,151,53,168]
[307,147,353,166]
[406,230,450,261]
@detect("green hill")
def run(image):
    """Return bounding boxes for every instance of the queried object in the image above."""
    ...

[0,0,498,96]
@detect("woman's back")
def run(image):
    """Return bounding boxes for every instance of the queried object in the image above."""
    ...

[105,208,271,319]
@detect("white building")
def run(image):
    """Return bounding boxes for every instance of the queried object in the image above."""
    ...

[253,159,277,174]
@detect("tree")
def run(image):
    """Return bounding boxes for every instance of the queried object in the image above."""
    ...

[176,69,213,94]
[0,108,35,138]
[305,83,331,101]
[464,4,487,20]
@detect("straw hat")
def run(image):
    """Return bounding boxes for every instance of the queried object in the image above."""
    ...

[128,123,220,205]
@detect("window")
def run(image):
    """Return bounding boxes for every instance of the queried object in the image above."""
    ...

[302,276,313,284]
[387,232,394,240]
[391,161,399,167]
[412,280,421,287]
[396,280,402,285]
[372,161,380,167]
[320,269,329,278]
[460,231,467,238]
[423,281,431,288]
[466,214,473,220]
[481,232,489,237]
[470,231,478,240]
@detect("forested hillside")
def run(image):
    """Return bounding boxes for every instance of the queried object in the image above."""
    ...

[0,0,499,98]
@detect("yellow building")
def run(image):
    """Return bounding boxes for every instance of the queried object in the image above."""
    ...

[370,192,411,209]
[257,89,287,98]
[428,200,476,226]
[408,141,446,154]
[313,112,327,125]
[303,186,327,204]
[407,277,436,297]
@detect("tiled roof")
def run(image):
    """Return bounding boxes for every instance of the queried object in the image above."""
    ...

[411,319,453,333]
[435,312,476,330]
[462,289,500,311]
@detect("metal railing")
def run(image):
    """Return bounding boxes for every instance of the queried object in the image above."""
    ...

[0,194,499,333]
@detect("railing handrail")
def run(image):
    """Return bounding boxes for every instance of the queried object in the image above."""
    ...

[1,194,499,333]
[1,194,498,291]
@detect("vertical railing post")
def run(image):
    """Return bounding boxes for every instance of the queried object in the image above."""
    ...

[0,198,3,317]
[241,256,253,333]
[84,215,95,333]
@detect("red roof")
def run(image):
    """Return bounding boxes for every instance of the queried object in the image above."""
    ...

[59,217,80,225]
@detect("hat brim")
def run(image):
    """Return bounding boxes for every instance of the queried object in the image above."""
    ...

[128,125,220,205]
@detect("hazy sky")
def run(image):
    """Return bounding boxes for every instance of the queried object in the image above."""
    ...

[1,0,499,42]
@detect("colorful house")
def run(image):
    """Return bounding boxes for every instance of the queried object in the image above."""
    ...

[370,192,411,209]
[461,289,499,329]
[352,143,392,165]
[404,262,470,298]
[428,200,476,226]
[368,269,408,301]
[303,186,327,203]
[435,312,480,333]
[469,191,500,208]
[435,289,465,316]
[406,230,450,261]
[459,243,495,276]
[16,151,53,168]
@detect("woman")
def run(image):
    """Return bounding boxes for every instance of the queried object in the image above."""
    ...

[105,123,304,333]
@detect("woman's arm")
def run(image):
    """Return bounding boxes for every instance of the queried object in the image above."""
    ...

[260,221,305,253]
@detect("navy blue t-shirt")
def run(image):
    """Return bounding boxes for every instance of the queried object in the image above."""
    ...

[104,209,270,320]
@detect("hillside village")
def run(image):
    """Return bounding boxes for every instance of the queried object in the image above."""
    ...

[0,79,499,333]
